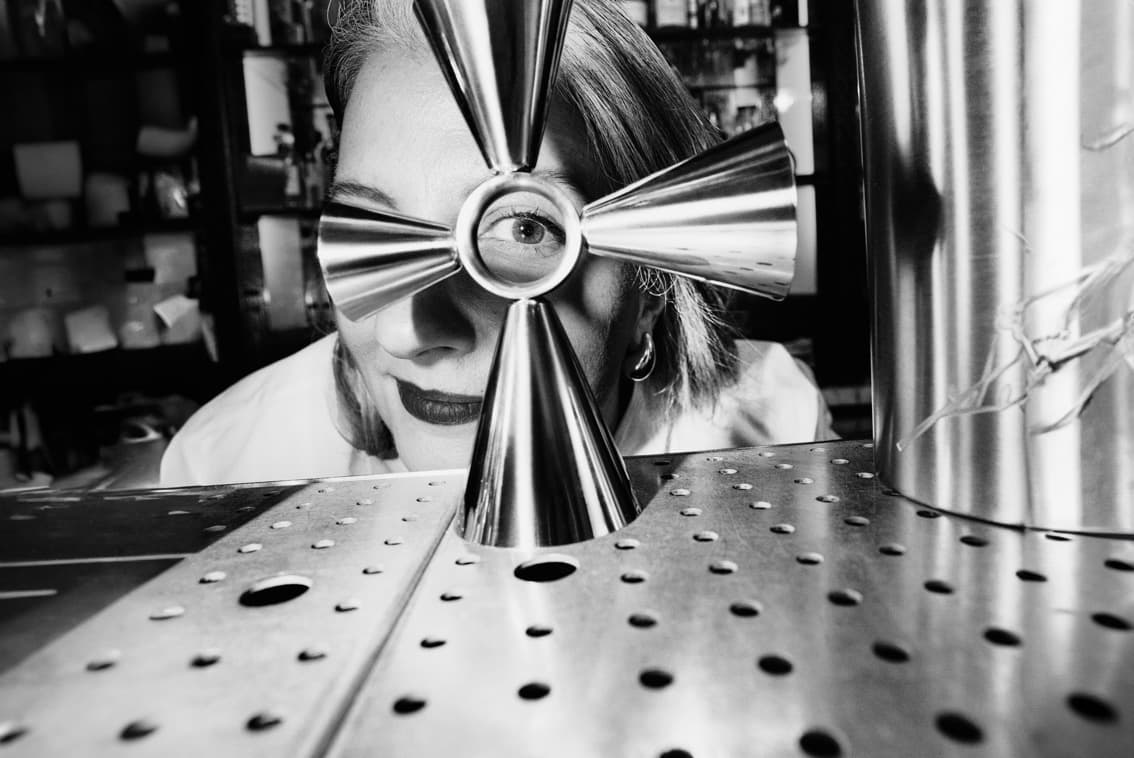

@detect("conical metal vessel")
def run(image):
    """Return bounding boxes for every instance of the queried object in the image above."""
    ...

[459,299,639,547]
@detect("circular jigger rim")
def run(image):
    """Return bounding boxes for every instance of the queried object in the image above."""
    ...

[454,173,584,300]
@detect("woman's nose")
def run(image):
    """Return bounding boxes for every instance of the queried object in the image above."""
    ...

[371,277,477,363]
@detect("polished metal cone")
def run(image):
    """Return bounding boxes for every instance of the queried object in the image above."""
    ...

[318,201,459,321]
[582,122,797,300]
[460,298,640,548]
[414,0,574,172]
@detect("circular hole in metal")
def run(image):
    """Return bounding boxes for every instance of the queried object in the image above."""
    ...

[514,555,579,583]
[915,509,940,519]
[439,592,462,602]
[706,455,724,461]
[983,627,1021,646]
[680,507,702,517]
[654,459,672,466]
[934,712,983,744]
[1045,532,1072,542]
[831,458,849,465]
[879,543,906,556]
[844,516,870,527]
[621,570,648,584]
[670,488,691,497]
[733,483,753,491]
[1091,612,1131,631]
[757,654,793,675]
[659,750,693,758]
[362,565,384,575]
[87,652,119,672]
[709,560,738,575]
[828,589,863,606]
[238,543,262,554]
[771,524,796,535]
[200,571,226,584]
[1105,558,1134,572]
[336,517,357,525]
[518,682,551,700]
[356,498,373,506]
[628,612,659,629]
[750,500,773,510]
[384,537,404,546]
[796,552,824,566]
[1016,569,1047,582]
[799,729,843,757]
[960,535,989,547]
[312,539,335,550]
[416,496,433,503]
[298,647,327,661]
[239,575,312,607]
[730,600,762,617]
[615,538,641,550]
[639,668,674,689]
[270,521,291,530]
[856,472,875,479]
[817,495,840,503]
[795,477,815,485]
[120,720,158,740]
[693,531,719,542]
[526,624,553,638]
[336,598,362,612]
[392,696,426,715]
[420,637,446,649]
[0,722,28,745]
[246,712,283,731]
[924,579,955,595]
[204,524,227,533]
[872,641,910,663]
[1067,693,1119,723]
[719,468,737,475]
[149,605,185,621]
[660,473,679,481]
[775,463,794,470]
[191,649,221,667]
[455,555,481,566]
[456,174,583,298]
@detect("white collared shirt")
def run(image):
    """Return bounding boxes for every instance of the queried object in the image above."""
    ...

[160,334,834,487]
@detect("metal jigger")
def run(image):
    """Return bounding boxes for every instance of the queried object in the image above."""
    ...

[316,0,798,547]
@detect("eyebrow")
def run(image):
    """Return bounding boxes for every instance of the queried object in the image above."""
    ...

[327,179,398,209]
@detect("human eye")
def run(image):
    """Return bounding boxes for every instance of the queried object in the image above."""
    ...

[479,207,566,256]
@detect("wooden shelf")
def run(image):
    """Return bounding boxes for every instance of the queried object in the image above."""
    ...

[0,50,180,74]
[0,219,198,248]
[1,342,221,404]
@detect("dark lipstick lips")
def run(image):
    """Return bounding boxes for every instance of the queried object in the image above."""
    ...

[396,379,483,426]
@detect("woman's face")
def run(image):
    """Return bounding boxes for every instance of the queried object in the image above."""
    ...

[332,49,656,471]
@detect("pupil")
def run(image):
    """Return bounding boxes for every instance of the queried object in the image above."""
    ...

[512,219,545,244]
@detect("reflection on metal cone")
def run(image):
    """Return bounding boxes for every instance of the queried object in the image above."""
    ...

[414,0,574,173]
[318,201,458,321]
[582,122,797,300]
[460,299,640,548]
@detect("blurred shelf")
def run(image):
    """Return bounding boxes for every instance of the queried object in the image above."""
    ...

[0,219,198,248]
[686,81,773,92]
[0,342,221,403]
[0,50,180,74]
[239,205,321,223]
[648,24,781,42]
[240,42,325,58]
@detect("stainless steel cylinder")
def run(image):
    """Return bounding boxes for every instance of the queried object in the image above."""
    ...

[857,0,1134,533]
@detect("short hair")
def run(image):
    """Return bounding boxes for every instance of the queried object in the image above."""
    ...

[325,0,739,456]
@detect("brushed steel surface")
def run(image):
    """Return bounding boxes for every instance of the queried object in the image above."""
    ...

[582,123,797,301]
[460,299,640,547]
[317,200,457,321]
[331,441,1134,758]
[857,0,1134,532]
[0,473,461,756]
[414,0,573,173]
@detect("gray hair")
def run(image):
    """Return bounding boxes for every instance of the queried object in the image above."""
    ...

[325,0,739,455]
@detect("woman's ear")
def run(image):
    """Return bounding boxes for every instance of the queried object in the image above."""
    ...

[622,289,666,377]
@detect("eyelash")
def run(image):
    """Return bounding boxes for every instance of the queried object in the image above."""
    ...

[483,206,566,243]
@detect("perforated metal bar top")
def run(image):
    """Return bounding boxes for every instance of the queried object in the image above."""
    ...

[2,442,1132,757]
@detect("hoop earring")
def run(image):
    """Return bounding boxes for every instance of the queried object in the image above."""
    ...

[628,332,656,383]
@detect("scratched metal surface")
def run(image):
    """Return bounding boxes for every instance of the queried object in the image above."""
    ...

[0,472,462,756]
[328,442,1134,758]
